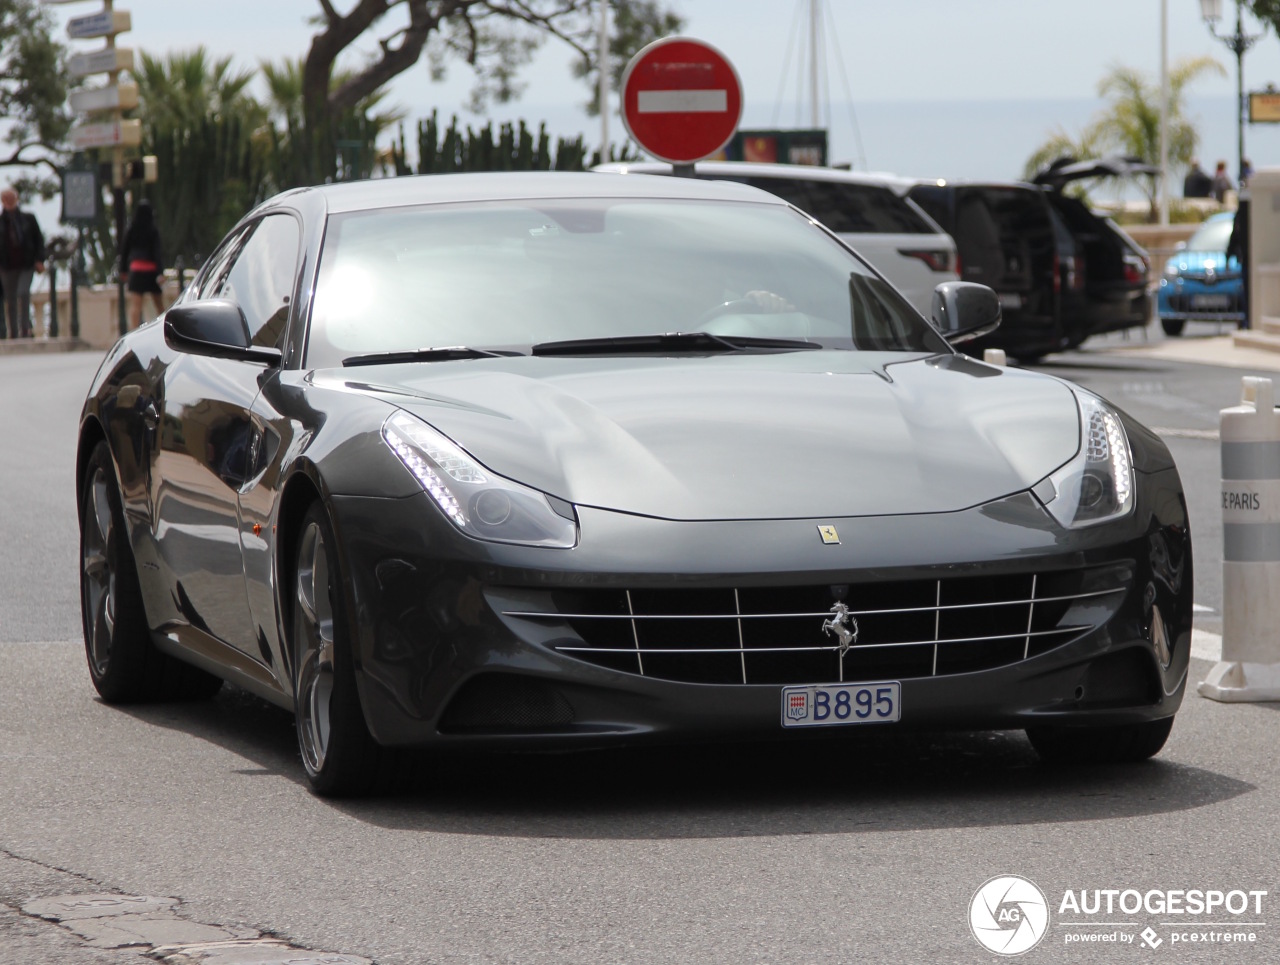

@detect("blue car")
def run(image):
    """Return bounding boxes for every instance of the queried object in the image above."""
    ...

[1157,211,1244,336]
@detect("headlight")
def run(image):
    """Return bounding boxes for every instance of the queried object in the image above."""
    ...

[1036,392,1134,528]
[381,410,578,548]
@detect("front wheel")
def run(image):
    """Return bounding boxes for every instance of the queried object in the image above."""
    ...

[1160,317,1186,337]
[80,440,222,703]
[1026,716,1174,764]
[292,502,395,796]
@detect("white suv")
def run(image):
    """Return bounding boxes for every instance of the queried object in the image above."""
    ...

[595,161,959,317]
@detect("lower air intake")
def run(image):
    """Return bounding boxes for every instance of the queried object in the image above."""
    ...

[438,673,576,734]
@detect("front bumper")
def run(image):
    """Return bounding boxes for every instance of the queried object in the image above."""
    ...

[1158,278,1245,323]
[327,465,1192,750]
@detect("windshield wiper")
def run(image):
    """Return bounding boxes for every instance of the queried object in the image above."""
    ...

[530,332,821,356]
[342,346,522,367]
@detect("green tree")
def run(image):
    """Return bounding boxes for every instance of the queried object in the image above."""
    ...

[1248,1,1279,33]
[260,56,404,191]
[571,0,684,116]
[1025,57,1224,221]
[1022,124,1108,184]
[102,48,268,278]
[299,1,680,182]
[132,47,261,129]
[0,0,71,197]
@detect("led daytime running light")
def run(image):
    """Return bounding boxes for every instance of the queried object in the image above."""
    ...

[1096,408,1132,506]
[384,432,467,526]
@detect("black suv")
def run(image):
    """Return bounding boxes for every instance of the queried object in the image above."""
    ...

[904,157,1153,361]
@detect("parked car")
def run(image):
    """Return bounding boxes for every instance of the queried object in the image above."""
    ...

[1156,211,1245,336]
[79,172,1191,796]
[900,158,1154,361]
[595,160,959,318]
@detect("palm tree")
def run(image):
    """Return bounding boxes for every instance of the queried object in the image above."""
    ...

[1022,122,1109,184]
[1026,56,1224,220]
[259,56,404,189]
[127,48,267,268]
[134,47,262,129]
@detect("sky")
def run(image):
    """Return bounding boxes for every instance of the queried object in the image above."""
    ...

[28,0,1280,214]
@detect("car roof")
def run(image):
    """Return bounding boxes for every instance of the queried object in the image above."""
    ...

[268,170,787,215]
[595,160,912,189]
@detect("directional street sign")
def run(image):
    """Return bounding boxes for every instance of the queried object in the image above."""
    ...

[67,9,131,39]
[69,83,139,114]
[621,37,743,165]
[70,118,141,150]
[68,47,134,78]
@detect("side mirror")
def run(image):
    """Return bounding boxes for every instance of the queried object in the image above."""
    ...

[930,281,1001,345]
[164,299,281,366]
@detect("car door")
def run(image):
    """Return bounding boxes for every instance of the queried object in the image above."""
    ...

[151,213,301,660]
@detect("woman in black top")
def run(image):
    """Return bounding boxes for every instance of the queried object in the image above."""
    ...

[120,199,164,330]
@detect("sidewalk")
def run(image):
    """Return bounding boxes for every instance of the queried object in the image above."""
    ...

[0,337,93,356]
[1101,331,1280,372]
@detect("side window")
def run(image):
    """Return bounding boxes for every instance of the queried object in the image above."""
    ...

[746,177,822,221]
[192,225,250,301]
[828,184,935,234]
[907,186,952,233]
[747,178,935,235]
[216,214,301,348]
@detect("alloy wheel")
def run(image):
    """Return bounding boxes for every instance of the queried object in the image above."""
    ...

[295,520,336,776]
[82,466,117,677]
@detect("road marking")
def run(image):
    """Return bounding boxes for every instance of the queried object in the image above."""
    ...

[1193,603,1215,613]
[1152,427,1220,440]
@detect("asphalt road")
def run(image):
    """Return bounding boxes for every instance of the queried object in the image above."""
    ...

[1,339,1278,965]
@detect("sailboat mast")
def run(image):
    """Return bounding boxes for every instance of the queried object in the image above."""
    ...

[809,0,821,128]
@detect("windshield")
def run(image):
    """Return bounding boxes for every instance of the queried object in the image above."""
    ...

[304,198,947,367]
[1187,215,1233,253]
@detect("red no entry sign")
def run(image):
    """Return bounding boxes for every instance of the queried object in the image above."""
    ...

[620,37,743,165]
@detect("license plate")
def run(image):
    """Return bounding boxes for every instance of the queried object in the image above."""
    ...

[997,292,1023,310]
[781,681,901,728]
[1191,293,1230,309]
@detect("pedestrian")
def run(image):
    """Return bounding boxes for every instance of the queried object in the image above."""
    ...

[1183,159,1212,198]
[1228,192,1250,330]
[1240,158,1254,186]
[1211,161,1233,204]
[0,187,46,339]
[119,199,165,330]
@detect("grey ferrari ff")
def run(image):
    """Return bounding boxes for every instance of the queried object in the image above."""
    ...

[77,172,1191,795]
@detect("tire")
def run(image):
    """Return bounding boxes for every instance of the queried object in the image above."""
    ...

[80,441,223,703]
[1160,317,1186,337]
[1025,716,1174,764]
[291,501,395,796]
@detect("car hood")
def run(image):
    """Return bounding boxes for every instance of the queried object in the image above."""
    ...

[328,352,1081,521]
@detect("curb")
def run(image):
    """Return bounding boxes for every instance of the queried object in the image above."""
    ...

[0,338,96,355]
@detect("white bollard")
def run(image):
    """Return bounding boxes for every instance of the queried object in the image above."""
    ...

[1200,376,1280,701]
[982,348,1007,366]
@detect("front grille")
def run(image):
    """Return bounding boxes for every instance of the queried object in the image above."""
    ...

[497,566,1128,685]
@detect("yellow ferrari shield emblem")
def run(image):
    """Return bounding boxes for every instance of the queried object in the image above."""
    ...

[818,525,840,545]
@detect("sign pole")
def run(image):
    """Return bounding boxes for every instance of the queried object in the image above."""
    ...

[104,0,127,336]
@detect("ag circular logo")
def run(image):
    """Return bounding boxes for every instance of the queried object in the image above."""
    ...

[969,874,1050,955]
